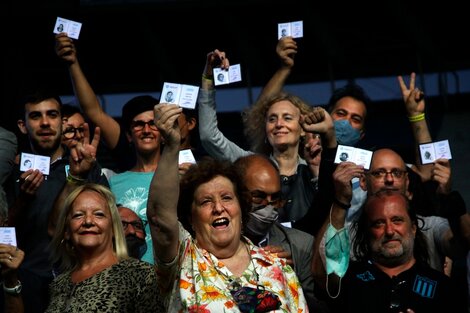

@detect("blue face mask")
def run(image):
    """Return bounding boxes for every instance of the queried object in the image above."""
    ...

[324,223,349,278]
[334,119,361,146]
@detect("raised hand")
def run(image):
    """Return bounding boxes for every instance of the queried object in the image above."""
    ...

[69,123,100,177]
[276,36,298,69]
[397,72,425,116]
[55,33,77,65]
[154,103,182,148]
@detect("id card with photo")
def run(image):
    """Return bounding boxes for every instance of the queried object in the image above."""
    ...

[213,64,242,86]
[20,152,50,175]
[160,82,199,109]
[278,20,303,39]
[53,17,82,39]
[0,227,17,246]
[419,139,452,164]
[334,145,372,169]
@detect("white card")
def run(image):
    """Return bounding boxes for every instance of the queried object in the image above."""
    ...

[0,227,17,246]
[53,17,82,40]
[334,145,373,169]
[160,82,199,109]
[213,64,242,86]
[213,68,230,86]
[278,22,291,39]
[228,64,242,83]
[278,20,303,39]
[291,21,304,38]
[419,139,452,164]
[178,149,197,165]
[20,152,50,175]
[179,84,200,109]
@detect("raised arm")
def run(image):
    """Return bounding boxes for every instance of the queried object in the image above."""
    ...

[55,33,121,149]
[147,104,182,263]
[47,123,102,237]
[312,162,363,295]
[397,72,432,180]
[257,36,297,103]
[198,49,251,162]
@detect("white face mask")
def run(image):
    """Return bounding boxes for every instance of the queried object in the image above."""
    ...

[245,204,279,238]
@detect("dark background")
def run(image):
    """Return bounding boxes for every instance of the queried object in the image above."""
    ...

[2,0,469,165]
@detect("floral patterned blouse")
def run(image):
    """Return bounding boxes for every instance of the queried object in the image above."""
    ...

[156,223,309,312]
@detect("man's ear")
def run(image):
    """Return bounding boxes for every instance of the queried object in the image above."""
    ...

[359,174,367,191]
[17,120,28,135]
[187,117,197,131]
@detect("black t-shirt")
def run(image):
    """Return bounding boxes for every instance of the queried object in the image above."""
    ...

[326,260,464,313]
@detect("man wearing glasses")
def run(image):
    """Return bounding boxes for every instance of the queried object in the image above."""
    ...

[234,154,330,313]
[312,148,469,312]
[118,205,148,260]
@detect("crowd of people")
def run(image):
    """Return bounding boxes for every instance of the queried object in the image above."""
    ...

[0,26,468,313]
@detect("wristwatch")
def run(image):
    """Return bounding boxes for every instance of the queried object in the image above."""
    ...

[3,280,22,295]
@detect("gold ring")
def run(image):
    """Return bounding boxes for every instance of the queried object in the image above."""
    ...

[8,255,12,261]
[24,174,31,182]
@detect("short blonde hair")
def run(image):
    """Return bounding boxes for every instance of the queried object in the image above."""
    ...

[50,183,128,272]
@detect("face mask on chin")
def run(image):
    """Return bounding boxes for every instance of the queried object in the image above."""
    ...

[126,235,147,260]
[334,119,361,147]
[245,204,279,238]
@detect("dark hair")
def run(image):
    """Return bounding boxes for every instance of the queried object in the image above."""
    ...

[352,190,429,265]
[16,89,63,119]
[327,83,371,122]
[177,156,251,237]
[61,104,83,119]
[121,95,159,132]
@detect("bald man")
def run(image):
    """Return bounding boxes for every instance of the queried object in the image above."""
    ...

[234,154,329,313]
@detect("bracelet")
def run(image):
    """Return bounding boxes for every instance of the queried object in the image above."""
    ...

[408,113,425,123]
[66,173,85,184]
[333,198,351,210]
[3,280,22,295]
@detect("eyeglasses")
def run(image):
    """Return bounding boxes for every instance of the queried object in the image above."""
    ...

[251,191,285,208]
[367,169,407,180]
[63,126,84,139]
[121,220,148,232]
[130,120,158,131]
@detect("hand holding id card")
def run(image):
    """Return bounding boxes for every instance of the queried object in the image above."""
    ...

[419,139,452,164]
[160,82,199,109]
[0,227,17,246]
[53,17,82,39]
[20,152,50,175]
[278,20,303,39]
[334,145,373,169]
[213,64,242,86]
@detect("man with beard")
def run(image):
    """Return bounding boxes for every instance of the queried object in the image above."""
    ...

[118,206,147,260]
[312,190,462,313]
[6,90,108,313]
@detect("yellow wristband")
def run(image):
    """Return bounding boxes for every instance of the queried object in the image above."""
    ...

[67,173,85,184]
[408,113,425,122]
[202,74,213,81]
